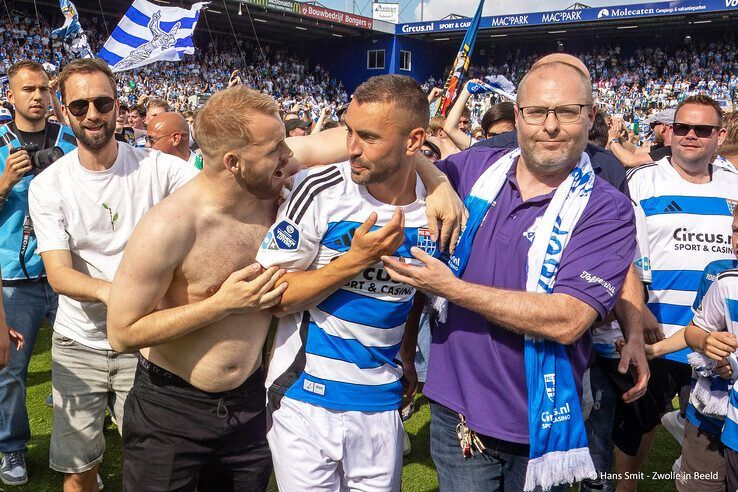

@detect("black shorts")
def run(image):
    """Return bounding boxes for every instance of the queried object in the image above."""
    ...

[597,356,691,455]
[122,357,272,492]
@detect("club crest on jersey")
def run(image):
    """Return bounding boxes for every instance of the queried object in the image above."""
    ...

[634,257,651,272]
[417,227,437,257]
[262,220,301,251]
[727,199,738,215]
[544,373,556,403]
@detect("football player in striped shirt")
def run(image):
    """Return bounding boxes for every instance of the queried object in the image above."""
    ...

[257,75,436,491]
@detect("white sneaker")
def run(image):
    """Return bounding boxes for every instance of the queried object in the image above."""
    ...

[0,451,28,485]
[97,473,104,490]
[403,429,411,456]
[661,410,685,446]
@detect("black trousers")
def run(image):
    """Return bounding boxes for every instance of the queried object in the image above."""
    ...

[122,357,272,492]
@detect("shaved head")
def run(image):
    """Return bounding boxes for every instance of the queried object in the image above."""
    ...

[150,112,189,137]
[147,112,191,161]
[531,53,591,81]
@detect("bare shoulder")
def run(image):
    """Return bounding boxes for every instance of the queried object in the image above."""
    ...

[131,185,200,256]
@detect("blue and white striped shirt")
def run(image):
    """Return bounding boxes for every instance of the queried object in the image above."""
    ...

[257,162,437,412]
[628,156,738,363]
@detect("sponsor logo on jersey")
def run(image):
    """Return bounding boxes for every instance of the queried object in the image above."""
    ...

[672,227,732,253]
[273,220,300,250]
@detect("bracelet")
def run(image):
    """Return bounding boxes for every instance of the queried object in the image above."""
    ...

[610,138,621,144]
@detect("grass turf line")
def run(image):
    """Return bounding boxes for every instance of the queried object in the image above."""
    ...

[9,324,680,491]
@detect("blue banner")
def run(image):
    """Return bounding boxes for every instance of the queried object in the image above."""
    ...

[397,0,738,34]
[437,0,485,116]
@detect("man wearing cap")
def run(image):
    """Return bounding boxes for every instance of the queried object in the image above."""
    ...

[608,109,674,168]
[0,60,76,486]
[285,118,311,137]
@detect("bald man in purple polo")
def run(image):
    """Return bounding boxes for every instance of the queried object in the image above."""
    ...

[383,60,637,490]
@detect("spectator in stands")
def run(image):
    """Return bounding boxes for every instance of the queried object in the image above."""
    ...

[718,111,738,167]
[0,60,76,487]
[144,98,170,127]
[127,104,145,130]
[480,101,515,138]
[589,108,610,147]
[457,106,471,134]
[0,108,11,126]
[146,112,202,169]
[115,103,136,146]
[609,108,674,167]
[285,118,310,137]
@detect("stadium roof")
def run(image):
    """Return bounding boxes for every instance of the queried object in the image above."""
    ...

[15,0,390,47]
[398,7,738,45]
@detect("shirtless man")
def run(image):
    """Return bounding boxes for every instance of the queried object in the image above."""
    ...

[106,85,464,491]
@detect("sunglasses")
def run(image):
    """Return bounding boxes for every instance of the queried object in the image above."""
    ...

[421,148,439,159]
[67,96,115,118]
[672,122,720,138]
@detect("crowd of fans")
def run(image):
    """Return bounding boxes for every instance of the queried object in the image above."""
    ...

[425,38,738,134]
[0,8,349,117]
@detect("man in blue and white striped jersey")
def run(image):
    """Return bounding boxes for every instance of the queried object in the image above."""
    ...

[257,75,436,491]
[620,93,738,490]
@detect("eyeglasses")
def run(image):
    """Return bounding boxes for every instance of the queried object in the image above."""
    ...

[421,148,440,159]
[518,104,590,125]
[672,122,720,138]
[145,132,176,146]
[67,96,115,118]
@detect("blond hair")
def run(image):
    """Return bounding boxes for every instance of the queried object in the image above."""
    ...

[193,86,279,160]
[719,111,738,157]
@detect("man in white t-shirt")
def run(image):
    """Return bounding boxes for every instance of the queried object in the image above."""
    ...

[28,59,197,492]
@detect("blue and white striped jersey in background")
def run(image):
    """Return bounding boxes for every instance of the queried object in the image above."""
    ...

[591,204,652,358]
[685,259,738,434]
[256,162,437,412]
[628,156,738,363]
[692,268,738,450]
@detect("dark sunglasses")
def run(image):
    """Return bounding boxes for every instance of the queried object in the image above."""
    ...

[672,122,720,138]
[67,97,115,118]
[421,148,440,159]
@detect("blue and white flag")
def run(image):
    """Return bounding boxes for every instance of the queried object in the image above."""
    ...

[467,75,516,101]
[99,0,209,73]
[52,0,93,59]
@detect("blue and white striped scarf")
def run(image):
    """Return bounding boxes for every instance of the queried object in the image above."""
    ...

[433,148,597,490]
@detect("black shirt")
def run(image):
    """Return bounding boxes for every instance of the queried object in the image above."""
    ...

[649,145,672,162]
[472,130,629,197]
[15,127,46,150]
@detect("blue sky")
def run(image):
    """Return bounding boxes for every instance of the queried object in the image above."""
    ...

[315,0,651,23]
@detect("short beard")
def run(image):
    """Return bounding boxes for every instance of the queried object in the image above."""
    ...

[235,163,282,200]
[519,139,587,177]
[72,118,116,150]
[350,156,402,185]
[15,108,45,124]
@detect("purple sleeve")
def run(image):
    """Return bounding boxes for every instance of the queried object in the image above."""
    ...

[552,184,636,319]
[435,147,511,199]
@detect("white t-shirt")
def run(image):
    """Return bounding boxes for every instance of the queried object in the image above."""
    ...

[28,143,198,349]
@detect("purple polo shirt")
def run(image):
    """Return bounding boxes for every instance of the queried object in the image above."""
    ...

[425,146,636,444]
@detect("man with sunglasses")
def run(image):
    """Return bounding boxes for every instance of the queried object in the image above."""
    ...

[145,112,202,169]
[0,60,76,486]
[621,94,738,491]
[27,58,198,492]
